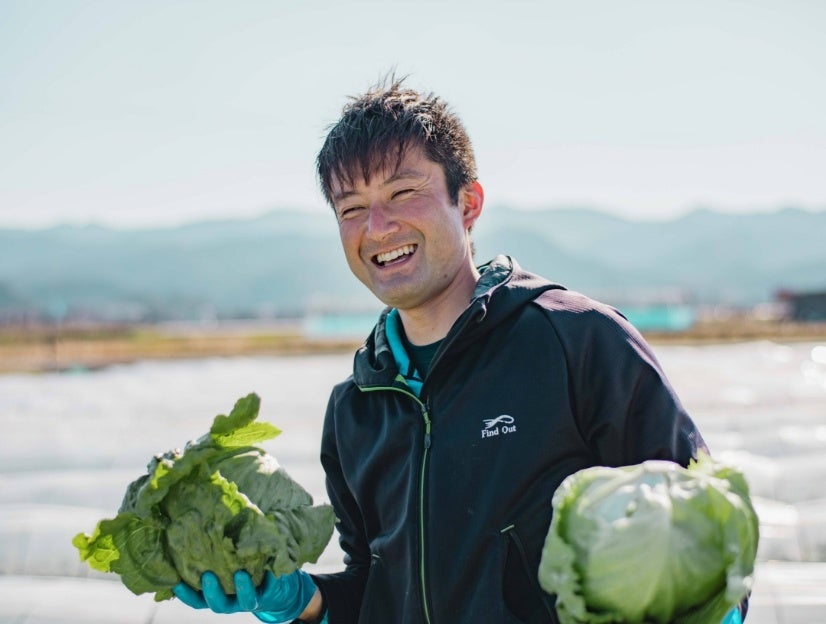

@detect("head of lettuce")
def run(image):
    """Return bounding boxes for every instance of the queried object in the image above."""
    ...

[538,455,758,624]
[72,393,335,602]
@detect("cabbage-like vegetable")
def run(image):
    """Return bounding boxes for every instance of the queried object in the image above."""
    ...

[538,455,759,624]
[73,393,336,602]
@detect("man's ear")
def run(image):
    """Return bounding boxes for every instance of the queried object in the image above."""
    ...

[460,181,484,230]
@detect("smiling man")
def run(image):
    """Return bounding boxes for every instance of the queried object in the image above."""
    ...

[173,78,747,623]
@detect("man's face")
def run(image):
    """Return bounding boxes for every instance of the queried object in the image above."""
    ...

[331,146,482,313]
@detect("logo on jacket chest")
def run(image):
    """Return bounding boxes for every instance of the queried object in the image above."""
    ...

[481,414,517,439]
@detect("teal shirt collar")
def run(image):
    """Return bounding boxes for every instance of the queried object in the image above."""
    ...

[384,309,424,397]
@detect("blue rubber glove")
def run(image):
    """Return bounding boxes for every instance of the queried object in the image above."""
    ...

[721,605,743,624]
[173,569,318,623]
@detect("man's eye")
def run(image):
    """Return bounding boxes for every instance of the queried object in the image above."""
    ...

[338,206,364,220]
[392,188,414,200]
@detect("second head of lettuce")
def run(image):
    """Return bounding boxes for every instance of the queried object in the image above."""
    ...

[538,455,759,624]
[73,393,335,601]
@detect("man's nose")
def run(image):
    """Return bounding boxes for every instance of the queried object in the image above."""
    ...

[366,201,399,237]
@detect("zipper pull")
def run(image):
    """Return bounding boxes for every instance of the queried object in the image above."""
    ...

[423,404,432,449]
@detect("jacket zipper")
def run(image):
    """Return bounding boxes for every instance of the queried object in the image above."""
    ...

[360,384,433,624]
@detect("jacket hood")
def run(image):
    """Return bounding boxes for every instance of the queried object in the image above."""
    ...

[353,255,565,388]
[471,255,566,330]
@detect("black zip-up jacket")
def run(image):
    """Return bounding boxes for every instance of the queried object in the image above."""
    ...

[311,256,706,623]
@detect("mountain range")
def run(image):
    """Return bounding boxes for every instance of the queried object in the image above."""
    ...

[1,206,824,322]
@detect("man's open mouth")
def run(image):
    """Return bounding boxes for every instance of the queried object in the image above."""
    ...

[374,245,417,266]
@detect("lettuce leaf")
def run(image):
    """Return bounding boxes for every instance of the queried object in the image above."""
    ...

[72,393,335,601]
[537,454,759,624]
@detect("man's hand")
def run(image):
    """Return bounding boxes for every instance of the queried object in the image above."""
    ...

[173,569,322,623]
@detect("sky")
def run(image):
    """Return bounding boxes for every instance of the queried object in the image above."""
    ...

[1,0,825,229]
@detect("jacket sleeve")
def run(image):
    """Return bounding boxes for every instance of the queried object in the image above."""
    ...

[551,297,707,467]
[308,386,370,624]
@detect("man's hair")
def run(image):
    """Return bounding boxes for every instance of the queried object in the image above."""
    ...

[316,76,477,206]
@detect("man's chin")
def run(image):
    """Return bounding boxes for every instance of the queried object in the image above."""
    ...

[370,288,420,311]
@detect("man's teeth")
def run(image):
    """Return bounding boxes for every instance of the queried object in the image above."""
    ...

[376,245,415,265]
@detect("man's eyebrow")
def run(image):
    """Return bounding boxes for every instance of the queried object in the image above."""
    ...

[382,168,427,186]
[332,188,357,203]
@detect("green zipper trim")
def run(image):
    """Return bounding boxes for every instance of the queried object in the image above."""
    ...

[419,403,432,624]
[359,382,433,624]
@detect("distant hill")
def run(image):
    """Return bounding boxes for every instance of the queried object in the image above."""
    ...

[1,206,824,321]
[475,206,826,304]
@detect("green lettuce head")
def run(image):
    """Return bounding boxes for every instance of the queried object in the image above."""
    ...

[538,455,759,624]
[73,393,336,601]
